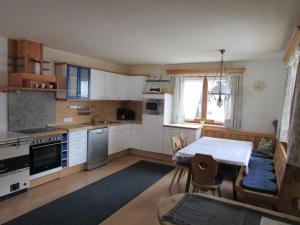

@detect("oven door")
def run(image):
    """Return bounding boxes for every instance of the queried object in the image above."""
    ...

[30,141,62,175]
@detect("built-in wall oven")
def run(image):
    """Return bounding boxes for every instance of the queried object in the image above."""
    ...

[143,98,164,115]
[30,134,63,179]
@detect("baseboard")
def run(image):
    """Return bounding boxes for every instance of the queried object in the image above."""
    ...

[129,148,172,164]
[108,149,130,161]
[59,164,85,178]
[30,171,60,188]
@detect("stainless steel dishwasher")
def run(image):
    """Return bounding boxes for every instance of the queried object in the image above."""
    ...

[86,128,108,170]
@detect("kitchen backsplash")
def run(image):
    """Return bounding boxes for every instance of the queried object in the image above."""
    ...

[8,91,56,130]
[56,100,143,124]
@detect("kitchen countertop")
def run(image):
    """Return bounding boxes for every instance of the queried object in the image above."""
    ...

[163,123,203,130]
[0,132,29,142]
[48,120,142,131]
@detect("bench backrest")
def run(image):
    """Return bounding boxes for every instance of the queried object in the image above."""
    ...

[201,126,276,149]
[273,141,288,191]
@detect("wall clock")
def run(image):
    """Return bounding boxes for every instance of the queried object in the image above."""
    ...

[253,80,265,91]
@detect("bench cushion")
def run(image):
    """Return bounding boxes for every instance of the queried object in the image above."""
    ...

[247,170,276,181]
[249,156,273,165]
[249,162,274,172]
[242,177,277,194]
[251,152,273,159]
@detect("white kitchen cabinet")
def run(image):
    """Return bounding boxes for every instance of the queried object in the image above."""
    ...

[69,130,87,166]
[108,124,130,155]
[129,76,145,101]
[90,69,106,100]
[104,72,118,100]
[130,124,142,149]
[142,114,164,153]
[162,127,202,155]
[118,75,130,100]
[163,127,180,155]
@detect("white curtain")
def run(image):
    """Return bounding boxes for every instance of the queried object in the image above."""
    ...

[224,74,243,129]
[287,52,300,167]
[171,75,185,123]
[279,47,300,142]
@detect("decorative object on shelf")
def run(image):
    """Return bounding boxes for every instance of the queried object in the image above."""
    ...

[199,117,205,125]
[253,80,266,91]
[208,49,231,107]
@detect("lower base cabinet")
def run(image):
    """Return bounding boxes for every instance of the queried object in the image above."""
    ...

[108,125,130,155]
[163,127,201,155]
[69,130,88,167]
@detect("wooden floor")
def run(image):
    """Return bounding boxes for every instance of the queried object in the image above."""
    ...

[0,155,234,225]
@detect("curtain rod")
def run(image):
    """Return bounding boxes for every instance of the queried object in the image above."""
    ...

[166,67,245,75]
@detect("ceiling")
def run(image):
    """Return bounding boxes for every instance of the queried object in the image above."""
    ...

[0,0,299,65]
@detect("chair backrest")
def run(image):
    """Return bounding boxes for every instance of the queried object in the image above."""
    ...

[171,136,183,154]
[191,153,218,186]
[180,135,188,147]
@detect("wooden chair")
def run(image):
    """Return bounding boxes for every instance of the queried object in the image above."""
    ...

[191,153,223,196]
[180,135,188,147]
[169,136,190,189]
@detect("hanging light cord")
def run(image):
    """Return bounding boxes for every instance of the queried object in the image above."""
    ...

[218,49,225,105]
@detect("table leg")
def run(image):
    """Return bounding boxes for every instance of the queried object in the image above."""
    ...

[185,167,192,193]
[232,165,239,201]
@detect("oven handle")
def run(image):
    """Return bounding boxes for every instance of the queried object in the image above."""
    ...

[31,142,62,149]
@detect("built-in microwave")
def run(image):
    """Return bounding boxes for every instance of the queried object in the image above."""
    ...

[143,98,164,115]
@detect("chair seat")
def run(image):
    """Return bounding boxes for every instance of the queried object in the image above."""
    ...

[251,152,273,159]
[176,157,191,166]
[242,177,277,194]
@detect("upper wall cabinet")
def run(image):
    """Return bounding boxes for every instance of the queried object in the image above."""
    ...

[56,64,90,99]
[129,76,145,101]
[90,69,106,100]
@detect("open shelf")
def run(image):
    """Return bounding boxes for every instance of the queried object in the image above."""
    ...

[0,86,67,93]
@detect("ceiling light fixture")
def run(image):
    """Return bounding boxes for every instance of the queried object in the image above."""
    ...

[209,49,231,107]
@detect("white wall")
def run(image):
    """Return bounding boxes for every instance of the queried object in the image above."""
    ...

[0,37,8,132]
[234,54,287,133]
[44,47,128,74]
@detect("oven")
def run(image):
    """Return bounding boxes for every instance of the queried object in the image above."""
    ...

[29,136,62,176]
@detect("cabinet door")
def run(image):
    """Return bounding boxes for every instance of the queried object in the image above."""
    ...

[142,114,164,153]
[79,67,90,99]
[130,124,142,149]
[119,75,130,100]
[179,128,201,145]
[108,129,118,155]
[67,65,78,98]
[105,72,117,100]
[130,76,145,101]
[163,127,180,155]
[90,69,106,99]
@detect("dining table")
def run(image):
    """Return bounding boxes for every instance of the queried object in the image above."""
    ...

[176,136,253,200]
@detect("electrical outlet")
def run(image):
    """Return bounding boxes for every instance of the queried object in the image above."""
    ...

[63,117,73,123]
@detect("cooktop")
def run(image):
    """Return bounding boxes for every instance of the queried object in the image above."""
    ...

[15,127,58,134]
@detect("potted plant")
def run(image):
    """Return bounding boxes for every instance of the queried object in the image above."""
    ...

[200,117,205,125]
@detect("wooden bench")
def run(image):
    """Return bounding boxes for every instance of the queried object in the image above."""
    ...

[235,141,287,209]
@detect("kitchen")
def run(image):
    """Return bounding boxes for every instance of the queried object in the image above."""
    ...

[1,1,300,224]
[0,39,202,198]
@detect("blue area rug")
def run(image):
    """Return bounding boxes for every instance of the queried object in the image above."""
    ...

[5,160,173,225]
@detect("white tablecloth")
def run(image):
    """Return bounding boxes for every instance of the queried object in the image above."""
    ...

[176,136,253,169]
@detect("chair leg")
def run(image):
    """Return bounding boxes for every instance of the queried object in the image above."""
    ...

[192,185,197,192]
[169,168,179,189]
[218,188,222,197]
[212,190,215,196]
[181,169,186,178]
[177,168,184,183]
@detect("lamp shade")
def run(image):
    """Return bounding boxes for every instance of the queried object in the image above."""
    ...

[209,81,230,96]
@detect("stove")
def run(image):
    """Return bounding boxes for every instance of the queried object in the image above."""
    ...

[15,127,58,135]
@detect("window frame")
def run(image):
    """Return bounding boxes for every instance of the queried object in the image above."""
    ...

[184,76,224,125]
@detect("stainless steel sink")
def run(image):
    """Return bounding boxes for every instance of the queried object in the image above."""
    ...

[81,121,121,126]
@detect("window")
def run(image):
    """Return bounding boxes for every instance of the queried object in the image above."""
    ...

[183,78,203,120]
[183,77,227,124]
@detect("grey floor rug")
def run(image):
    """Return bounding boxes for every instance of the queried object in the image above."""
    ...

[4,160,173,225]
